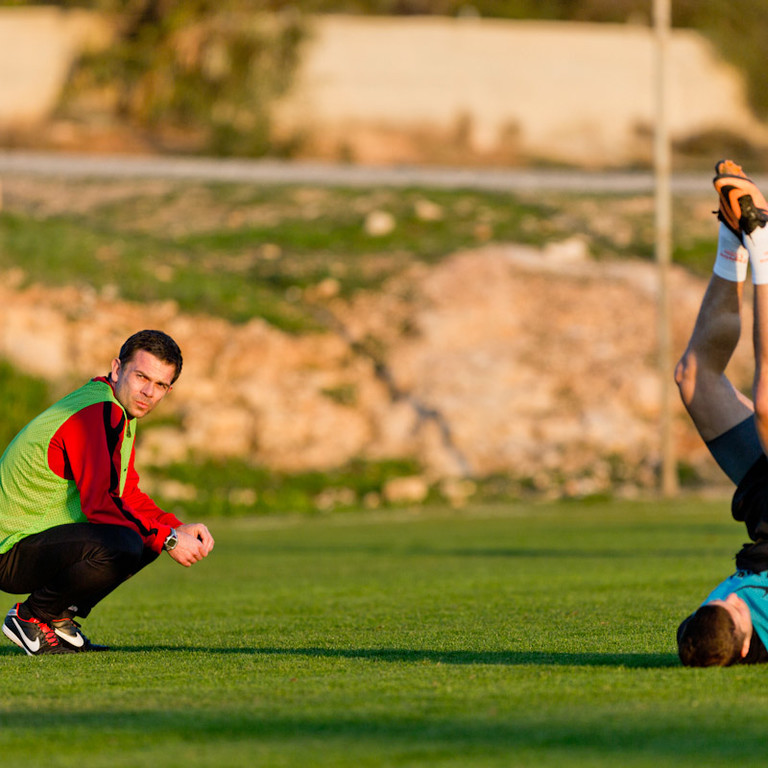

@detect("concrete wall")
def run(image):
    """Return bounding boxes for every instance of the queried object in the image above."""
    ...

[1,9,765,166]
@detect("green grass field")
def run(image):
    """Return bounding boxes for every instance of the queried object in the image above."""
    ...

[0,497,761,768]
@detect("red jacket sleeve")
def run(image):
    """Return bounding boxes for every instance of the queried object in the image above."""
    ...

[48,401,182,552]
[122,448,183,530]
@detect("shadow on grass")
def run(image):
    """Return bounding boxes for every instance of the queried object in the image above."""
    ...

[112,645,679,668]
[0,706,760,763]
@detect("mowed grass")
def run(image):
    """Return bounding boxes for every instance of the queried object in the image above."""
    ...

[0,497,761,767]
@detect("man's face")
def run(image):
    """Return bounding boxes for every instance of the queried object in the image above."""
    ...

[709,592,753,658]
[110,349,176,419]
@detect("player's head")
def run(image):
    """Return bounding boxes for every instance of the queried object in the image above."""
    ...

[119,329,183,385]
[677,602,748,667]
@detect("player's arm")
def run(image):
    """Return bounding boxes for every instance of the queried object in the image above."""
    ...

[122,454,214,564]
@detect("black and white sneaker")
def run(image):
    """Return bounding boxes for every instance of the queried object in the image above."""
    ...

[51,617,109,652]
[2,604,76,656]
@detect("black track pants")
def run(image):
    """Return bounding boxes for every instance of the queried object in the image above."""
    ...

[0,523,159,622]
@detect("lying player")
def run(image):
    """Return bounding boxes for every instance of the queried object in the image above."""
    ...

[676,160,768,665]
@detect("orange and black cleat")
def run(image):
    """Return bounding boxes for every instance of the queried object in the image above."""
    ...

[713,159,768,237]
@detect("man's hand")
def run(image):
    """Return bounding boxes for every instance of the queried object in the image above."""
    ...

[167,523,215,567]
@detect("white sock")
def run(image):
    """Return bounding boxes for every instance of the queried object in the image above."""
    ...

[744,224,768,284]
[713,222,748,282]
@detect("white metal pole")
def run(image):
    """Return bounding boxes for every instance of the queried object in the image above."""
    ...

[653,0,678,497]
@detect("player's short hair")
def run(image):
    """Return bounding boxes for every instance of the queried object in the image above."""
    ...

[677,604,744,667]
[119,330,183,384]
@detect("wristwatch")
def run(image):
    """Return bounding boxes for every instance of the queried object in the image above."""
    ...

[163,528,179,551]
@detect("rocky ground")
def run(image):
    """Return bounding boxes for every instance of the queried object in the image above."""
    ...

[0,194,751,502]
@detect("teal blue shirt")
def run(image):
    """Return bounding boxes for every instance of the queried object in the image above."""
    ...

[704,570,768,651]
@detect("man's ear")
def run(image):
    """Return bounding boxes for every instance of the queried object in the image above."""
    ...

[110,358,121,383]
[742,632,751,658]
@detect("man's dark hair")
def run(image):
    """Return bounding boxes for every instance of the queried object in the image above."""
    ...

[677,604,744,667]
[119,330,183,384]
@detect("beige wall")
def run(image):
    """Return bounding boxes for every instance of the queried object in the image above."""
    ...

[278,16,768,165]
[0,8,110,128]
[0,9,765,166]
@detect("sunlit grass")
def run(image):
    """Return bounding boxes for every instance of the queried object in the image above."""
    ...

[0,499,756,767]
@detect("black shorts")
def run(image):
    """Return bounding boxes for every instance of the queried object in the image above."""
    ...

[732,455,768,571]
[732,454,768,533]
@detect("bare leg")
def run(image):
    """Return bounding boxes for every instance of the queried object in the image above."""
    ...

[751,283,768,453]
[675,274,753,442]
